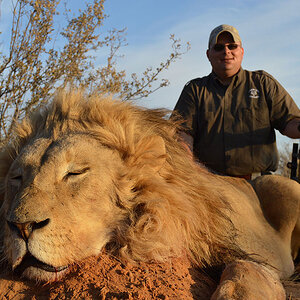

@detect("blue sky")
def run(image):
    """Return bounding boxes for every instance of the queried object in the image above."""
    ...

[1,0,300,146]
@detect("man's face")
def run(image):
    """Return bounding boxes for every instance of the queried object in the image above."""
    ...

[206,32,244,79]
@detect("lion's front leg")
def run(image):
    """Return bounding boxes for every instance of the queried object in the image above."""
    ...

[291,214,300,260]
[252,175,300,243]
[210,260,285,300]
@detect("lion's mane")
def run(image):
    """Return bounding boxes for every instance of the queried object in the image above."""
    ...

[0,90,241,268]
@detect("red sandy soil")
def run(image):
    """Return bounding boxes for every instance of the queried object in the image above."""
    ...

[0,251,299,299]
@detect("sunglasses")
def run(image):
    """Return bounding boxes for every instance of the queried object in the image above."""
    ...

[213,43,239,52]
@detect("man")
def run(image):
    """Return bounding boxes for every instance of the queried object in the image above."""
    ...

[173,24,300,179]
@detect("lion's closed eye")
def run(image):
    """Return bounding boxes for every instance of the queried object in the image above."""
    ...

[63,167,90,181]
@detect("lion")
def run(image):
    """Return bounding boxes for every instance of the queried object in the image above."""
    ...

[0,90,299,298]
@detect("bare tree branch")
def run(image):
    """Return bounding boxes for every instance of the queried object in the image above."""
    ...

[0,0,189,145]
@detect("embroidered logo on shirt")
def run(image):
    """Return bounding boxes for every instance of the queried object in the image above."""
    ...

[248,89,260,99]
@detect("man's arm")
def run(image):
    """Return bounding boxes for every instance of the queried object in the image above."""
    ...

[281,118,300,139]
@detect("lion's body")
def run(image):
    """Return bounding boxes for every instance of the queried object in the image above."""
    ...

[0,91,299,297]
[220,175,298,278]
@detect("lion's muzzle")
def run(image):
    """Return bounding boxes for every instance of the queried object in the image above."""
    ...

[6,218,70,281]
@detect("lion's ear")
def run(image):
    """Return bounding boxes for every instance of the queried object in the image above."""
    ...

[132,135,166,173]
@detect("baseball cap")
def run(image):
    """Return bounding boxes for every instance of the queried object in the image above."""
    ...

[208,24,241,49]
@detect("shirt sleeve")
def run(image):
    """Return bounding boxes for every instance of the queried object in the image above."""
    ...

[264,73,300,131]
[172,81,198,136]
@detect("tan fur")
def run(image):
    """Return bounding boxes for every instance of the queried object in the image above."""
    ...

[0,91,299,292]
[211,260,286,300]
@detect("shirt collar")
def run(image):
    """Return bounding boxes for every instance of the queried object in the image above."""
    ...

[211,68,244,87]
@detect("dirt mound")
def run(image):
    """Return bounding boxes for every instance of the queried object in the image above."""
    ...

[0,252,217,299]
[0,252,299,299]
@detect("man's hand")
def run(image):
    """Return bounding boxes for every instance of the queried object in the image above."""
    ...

[281,118,300,139]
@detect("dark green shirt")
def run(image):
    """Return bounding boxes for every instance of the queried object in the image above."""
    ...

[173,68,300,176]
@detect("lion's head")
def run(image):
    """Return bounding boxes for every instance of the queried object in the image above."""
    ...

[0,91,236,282]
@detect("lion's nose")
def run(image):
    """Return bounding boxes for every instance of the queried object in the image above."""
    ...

[7,219,50,241]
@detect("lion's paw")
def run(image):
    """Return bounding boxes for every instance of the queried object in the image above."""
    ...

[211,260,285,300]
